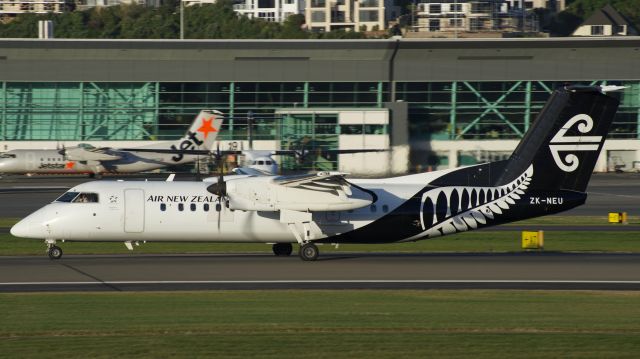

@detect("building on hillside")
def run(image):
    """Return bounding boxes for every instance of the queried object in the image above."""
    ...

[75,0,159,10]
[572,4,638,37]
[305,0,398,32]
[0,0,73,15]
[411,0,539,36]
[503,0,564,12]
[233,0,305,22]
[182,0,215,5]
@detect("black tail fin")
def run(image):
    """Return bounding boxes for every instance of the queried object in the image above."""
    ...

[497,85,619,192]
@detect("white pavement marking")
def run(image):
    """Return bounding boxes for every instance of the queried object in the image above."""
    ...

[588,191,640,199]
[2,280,640,286]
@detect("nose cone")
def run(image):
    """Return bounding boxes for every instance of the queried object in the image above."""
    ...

[10,209,51,239]
[10,219,31,238]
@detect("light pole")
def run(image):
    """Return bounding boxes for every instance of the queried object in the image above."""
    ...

[247,111,254,150]
[180,0,184,39]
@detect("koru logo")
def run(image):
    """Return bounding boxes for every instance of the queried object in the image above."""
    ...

[549,114,602,172]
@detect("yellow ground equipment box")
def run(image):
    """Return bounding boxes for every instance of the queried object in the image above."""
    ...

[522,231,544,250]
[608,212,628,224]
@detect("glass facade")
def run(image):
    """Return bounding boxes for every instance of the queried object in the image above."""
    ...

[1,80,639,143]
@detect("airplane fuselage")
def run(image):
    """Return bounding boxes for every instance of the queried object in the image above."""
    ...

[0,149,206,175]
[10,176,424,243]
[9,165,586,244]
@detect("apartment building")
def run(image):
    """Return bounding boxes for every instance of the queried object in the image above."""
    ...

[413,0,544,35]
[415,1,509,33]
[233,0,304,22]
[0,0,72,15]
[305,0,397,32]
[503,0,564,12]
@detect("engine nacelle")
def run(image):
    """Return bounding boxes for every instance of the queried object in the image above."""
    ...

[224,177,373,212]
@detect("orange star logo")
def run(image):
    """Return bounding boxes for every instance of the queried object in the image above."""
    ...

[65,161,75,169]
[197,117,217,139]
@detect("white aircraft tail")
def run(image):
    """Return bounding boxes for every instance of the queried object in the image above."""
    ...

[180,110,224,150]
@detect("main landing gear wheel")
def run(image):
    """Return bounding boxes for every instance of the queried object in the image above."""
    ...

[273,243,293,256]
[48,245,63,260]
[299,243,319,261]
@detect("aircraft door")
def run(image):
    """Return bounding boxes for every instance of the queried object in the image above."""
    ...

[124,189,145,233]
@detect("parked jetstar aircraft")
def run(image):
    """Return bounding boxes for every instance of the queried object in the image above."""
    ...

[0,111,223,176]
[11,86,620,261]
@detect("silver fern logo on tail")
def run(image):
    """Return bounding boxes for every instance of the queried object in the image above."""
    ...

[549,114,603,172]
[404,165,534,241]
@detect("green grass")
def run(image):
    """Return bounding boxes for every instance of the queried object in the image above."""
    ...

[0,217,20,227]
[1,290,640,358]
[3,230,640,256]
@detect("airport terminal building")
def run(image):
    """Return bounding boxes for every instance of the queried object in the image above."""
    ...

[1,37,639,174]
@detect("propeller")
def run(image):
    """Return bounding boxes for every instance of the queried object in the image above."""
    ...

[206,144,230,218]
[57,143,67,158]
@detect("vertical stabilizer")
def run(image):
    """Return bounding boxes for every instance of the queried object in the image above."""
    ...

[181,110,224,151]
[497,86,619,192]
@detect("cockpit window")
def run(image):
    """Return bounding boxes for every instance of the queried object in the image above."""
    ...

[55,192,80,203]
[0,154,16,158]
[72,193,99,203]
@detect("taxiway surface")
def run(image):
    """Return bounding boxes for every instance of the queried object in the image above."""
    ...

[1,253,639,292]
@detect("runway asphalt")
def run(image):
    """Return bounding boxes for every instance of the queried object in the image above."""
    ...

[1,252,639,292]
[0,172,639,217]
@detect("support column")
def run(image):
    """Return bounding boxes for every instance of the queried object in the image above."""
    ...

[154,82,160,140]
[448,148,458,169]
[229,82,235,138]
[524,81,532,133]
[2,82,6,141]
[303,82,309,108]
[377,81,383,108]
[79,82,84,140]
[449,81,457,140]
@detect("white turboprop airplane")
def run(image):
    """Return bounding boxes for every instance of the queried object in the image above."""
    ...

[10,86,621,261]
[0,110,223,176]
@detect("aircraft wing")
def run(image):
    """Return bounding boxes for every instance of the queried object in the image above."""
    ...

[272,171,353,195]
[232,167,271,176]
[118,148,243,156]
[272,149,387,156]
[63,146,122,161]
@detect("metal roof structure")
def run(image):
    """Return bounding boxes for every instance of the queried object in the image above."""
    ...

[1,37,639,83]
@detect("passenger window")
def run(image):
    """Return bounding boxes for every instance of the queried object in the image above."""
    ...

[178,203,184,211]
[0,154,16,158]
[204,203,209,212]
[160,203,166,211]
[258,161,264,165]
[72,193,99,203]
[55,191,80,203]
[266,161,272,165]
[190,203,196,211]
[382,205,389,213]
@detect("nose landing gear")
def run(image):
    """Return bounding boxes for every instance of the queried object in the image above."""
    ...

[48,246,63,260]
[45,240,63,260]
